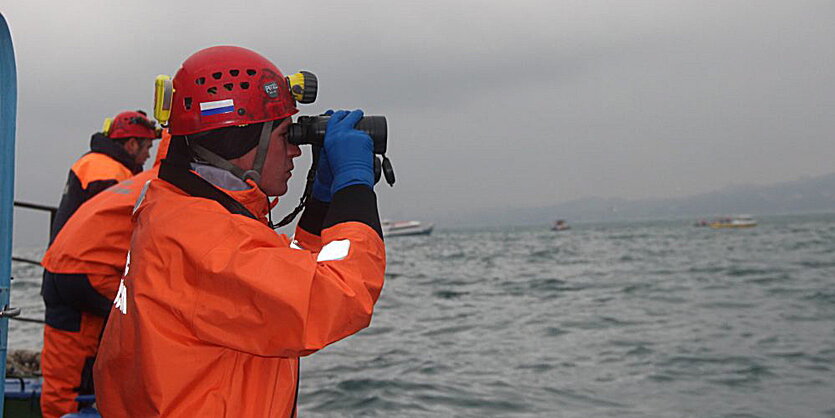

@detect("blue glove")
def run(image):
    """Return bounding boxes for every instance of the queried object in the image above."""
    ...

[312,111,335,202]
[324,109,374,194]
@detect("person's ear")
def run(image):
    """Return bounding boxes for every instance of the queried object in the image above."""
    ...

[123,138,138,154]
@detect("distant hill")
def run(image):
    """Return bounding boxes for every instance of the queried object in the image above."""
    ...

[441,173,835,227]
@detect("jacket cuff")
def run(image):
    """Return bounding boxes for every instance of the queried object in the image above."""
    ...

[297,197,330,236]
[323,185,382,238]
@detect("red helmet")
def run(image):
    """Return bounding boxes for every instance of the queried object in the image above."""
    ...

[168,46,298,136]
[107,111,158,139]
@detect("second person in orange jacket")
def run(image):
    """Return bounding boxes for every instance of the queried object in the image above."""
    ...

[94,46,387,417]
[39,111,162,418]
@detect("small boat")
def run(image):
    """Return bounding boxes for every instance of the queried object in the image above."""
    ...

[709,215,757,229]
[551,219,570,231]
[382,220,433,237]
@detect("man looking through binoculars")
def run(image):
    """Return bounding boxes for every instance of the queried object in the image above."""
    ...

[93,45,387,417]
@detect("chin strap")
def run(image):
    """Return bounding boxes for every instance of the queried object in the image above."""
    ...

[244,121,273,184]
[187,121,274,185]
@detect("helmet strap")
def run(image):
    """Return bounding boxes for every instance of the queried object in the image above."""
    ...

[248,121,273,183]
[187,120,274,186]
[189,143,249,179]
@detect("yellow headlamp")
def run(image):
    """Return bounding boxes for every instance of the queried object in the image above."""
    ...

[153,74,174,126]
[286,71,317,104]
[101,117,113,136]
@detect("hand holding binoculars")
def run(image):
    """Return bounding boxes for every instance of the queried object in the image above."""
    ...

[288,115,394,186]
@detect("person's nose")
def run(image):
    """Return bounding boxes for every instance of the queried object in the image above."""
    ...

[287,143,302,159]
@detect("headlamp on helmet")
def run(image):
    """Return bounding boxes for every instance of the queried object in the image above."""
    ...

[152,46,318,134]
[153,71,318,127]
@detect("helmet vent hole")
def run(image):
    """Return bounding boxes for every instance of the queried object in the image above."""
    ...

[240,82,250,89]
[246,69,257,76]
[184,97,192,110]
[230,69,240,77]
[223,83,234,91]
[207,87,217,95]
[195,77,205,85]
[212,72,222,80]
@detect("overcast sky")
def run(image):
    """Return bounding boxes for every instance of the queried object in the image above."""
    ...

[4,1,835,239]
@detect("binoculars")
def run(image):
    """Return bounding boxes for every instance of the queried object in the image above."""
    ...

[288,115,394,186]
[288,115,388,155]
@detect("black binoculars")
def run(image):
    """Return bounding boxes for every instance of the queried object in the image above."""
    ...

[287,115,394,186]
[287,115,388,154]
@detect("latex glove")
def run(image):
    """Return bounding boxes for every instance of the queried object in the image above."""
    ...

[312,111,335,202]
[324,109,374,194]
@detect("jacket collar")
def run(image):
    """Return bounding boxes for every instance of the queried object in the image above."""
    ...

[89,133,142,174]
[193,164,271,220]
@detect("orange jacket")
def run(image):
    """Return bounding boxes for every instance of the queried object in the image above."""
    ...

[38,132,171,418]
[94,174,386,417]
[39,168,160,418]
[42,130,171,302]
[49,133,143,244]
[42,168,157,297]
[70,152,135,189]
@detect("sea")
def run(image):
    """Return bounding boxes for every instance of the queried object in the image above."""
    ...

[8,213,835,417]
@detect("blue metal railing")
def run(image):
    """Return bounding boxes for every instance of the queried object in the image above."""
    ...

[0,11,18,413]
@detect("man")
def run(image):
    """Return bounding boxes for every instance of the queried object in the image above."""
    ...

[38,133,171,417]
[39,113,161,418]
[94,46,386,417]
[47,110,158,242]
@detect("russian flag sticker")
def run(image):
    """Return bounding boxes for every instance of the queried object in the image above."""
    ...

[199,99,235,116]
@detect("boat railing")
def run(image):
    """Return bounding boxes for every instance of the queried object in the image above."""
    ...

[8,201,54,324]
[11,201,55,267]
[13,201,56,228]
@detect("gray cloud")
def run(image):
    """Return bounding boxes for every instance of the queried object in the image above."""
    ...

[4,1,835,242]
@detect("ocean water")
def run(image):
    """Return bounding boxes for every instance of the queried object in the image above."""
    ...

[8,213,835,417]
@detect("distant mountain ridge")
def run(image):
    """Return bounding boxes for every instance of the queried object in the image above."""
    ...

[443,172,835,227]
